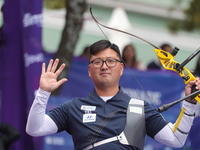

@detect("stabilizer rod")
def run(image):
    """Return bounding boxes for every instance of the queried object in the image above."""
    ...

[158,90,200,113]
[175,47,200,72]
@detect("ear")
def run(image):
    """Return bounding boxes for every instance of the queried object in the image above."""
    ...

[88,65,91,77]
[120,63,124,76]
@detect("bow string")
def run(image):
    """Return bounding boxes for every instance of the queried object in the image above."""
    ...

[89,5,200,108]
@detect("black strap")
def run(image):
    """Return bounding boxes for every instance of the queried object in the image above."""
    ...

[177,128,189,135]
[184,111,195,117]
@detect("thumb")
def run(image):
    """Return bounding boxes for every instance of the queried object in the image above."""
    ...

[57,78,68,87]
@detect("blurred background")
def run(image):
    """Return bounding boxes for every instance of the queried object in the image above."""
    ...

[0,0,200,150]
[41,0,200,69]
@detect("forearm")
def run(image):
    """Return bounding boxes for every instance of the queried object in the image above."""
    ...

[155,100,196,147]
[26,88,58,136]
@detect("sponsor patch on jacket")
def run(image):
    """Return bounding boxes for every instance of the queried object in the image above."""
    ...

[83,114,96,123]
[81,105,96,111]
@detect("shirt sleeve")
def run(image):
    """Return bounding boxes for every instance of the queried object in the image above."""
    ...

[154,100,196,148]
[26,88,58,137]
[145,102,168,138]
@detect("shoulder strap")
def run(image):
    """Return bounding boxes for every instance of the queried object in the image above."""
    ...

[118,98,146,150]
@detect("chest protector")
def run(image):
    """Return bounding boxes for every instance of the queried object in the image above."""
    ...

[118,98,146,150]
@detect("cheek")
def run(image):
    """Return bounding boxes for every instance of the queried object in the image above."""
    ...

[88,66,97,78]
[113,67,123,78]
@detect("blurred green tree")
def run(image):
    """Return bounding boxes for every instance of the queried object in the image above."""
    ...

[44,0,87,95]
[169,0,200,33]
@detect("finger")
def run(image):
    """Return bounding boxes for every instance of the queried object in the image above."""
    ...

[195,77,200,89]
[196,77,200,83]
[55,63,66,76]
[187,80,196,88]
[51,58,59,72]
[47,59,53,72]
[41,63,46,74]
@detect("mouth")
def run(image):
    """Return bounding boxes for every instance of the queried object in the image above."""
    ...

[100,72,110,76]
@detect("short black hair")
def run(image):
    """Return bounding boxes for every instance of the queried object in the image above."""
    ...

[89,40,122,61]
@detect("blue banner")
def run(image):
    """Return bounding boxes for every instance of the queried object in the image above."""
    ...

[21,0,44,149]
[22,0,44,109]
[44,57,199,150]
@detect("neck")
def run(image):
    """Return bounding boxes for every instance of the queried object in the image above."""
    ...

[95,86,119,96]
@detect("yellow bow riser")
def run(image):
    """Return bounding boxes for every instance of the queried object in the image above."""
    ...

[154,49,200,103]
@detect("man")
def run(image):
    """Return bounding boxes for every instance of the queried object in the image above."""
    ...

[26,40,198,150]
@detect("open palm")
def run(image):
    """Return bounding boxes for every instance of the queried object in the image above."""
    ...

[40,59,67,92]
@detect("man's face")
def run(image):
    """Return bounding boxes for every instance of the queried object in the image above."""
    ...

[88,48,124,88]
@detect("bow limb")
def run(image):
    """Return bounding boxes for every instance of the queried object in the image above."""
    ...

[89,5,159,49]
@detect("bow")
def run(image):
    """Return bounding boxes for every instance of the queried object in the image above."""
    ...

[89,5,200,112]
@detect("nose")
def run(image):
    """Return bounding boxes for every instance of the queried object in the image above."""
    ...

[101,61,108,69]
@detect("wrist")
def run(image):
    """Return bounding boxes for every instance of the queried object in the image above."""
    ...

[38,88,51,98]
[185,99,197,104]
[182,100,196,115]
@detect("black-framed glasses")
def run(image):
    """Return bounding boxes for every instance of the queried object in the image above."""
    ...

[89,58,122,68]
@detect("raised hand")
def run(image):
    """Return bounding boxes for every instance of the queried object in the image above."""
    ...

[40,59,67,92]
[185,77,200,104]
